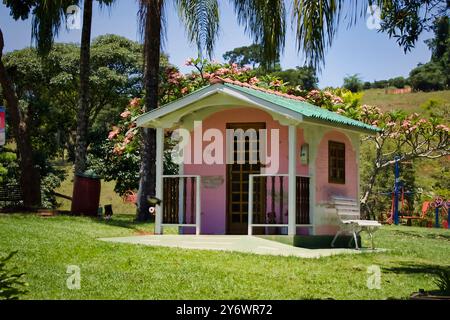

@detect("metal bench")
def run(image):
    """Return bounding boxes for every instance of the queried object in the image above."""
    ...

[0,184,23,209]
[330,196,381,250]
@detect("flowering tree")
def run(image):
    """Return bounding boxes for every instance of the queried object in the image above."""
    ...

[95,59,449,219]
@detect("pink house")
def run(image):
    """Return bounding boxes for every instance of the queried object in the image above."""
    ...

[136,78,379,237]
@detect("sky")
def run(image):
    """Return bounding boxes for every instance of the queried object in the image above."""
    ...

[0,1,433,88]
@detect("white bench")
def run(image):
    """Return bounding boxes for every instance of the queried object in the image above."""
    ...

[329,196,381,250]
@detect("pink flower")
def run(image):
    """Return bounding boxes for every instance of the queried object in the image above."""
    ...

[108,127,120,140]
[270,80,282,87]
[436,124,449,132]
[249,77,260,85]
[121,110,131,118]
[113,143,126,155]
[130,98,141,108]
[215,68,229,76]
[181,87,189,94]
[185,58,194,66]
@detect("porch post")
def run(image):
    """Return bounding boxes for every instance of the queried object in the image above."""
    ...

[155,127,164,235]
[195,176,201,235]
[288,125,297,236]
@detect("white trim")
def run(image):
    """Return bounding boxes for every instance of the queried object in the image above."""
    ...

[195,175,201,235]
[288,125,297,236]
[155,127,164,235]
[136,84,303,128]
[136,84,222,127]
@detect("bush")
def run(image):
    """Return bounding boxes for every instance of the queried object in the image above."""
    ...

[389,76,407,89]
[343,74,363,92]
[409,62,447,91]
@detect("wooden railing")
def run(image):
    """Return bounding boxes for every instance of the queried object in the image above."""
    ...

[248,174,311,235]
[162,175,201,234]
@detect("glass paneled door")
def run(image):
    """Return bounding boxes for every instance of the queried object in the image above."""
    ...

[226,123,266,234]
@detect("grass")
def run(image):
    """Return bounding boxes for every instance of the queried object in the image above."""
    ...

[0,213,449,300]
[361,89,450,112]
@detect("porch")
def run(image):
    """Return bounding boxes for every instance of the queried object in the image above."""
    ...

[159,173,312,236]
[98,234,379,258]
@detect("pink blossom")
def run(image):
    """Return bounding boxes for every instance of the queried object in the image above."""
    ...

[108,127,120,140]
[113,143,126,155]
[121,110,131,118]
[215,68,229,76]
[181,87,189,94]
[130,98,141,107]
[185,58,194,66]
[436,124,450,132]
[249,77,260,85]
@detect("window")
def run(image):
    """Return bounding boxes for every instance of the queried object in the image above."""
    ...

[328,141,345,184]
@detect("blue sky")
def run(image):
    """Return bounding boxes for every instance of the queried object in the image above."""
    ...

[0,1,433,88]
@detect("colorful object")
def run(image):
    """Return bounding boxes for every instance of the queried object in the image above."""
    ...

[430,197,448,229]
[0,106,5,146]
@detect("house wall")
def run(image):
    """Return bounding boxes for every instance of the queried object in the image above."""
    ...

[179,106,360,235]
[182,107,308,234]
[311,128,360,235]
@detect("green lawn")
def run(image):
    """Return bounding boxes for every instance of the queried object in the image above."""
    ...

[0,214,449,300]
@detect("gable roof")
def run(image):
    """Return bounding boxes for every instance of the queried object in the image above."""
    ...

[136,78,380,134]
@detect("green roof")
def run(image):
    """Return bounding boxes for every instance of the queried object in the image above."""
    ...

[224,83,380,132]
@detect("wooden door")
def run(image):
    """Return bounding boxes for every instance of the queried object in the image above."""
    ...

[226,123,266,234]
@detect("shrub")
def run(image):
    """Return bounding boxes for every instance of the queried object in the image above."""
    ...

[343,74,363,92]
[409,62,447,91]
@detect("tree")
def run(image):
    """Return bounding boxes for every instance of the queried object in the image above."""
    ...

[293,0,449,69]
[409,62,447,91]
[74,0,115,175]
[135,0,286,221]
[0,0,73,208]
[271,66,318,90]
[389,76,407,89]
[343,74,363,92]
[355,107,449,217]
[223,43,280,70]
[1,37,143,207]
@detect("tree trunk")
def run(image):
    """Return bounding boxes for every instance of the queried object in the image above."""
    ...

[136,0,163,221]
[74,0,93,174]
[0,28,41,209]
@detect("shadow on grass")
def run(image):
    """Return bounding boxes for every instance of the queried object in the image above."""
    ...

[384,263,450,275]
[94,214,154,234]
[391,229,450,241]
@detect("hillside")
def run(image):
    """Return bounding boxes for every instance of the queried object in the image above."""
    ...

[361,89,450,112]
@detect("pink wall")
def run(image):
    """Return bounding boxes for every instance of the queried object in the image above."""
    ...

[180,108,358,235]
[315,130,358,203]
[183,107,307,234]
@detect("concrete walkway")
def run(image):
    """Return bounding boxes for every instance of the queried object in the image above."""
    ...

[98,235,382,258]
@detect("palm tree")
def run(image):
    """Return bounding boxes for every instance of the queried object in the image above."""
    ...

[136,0,286,220]
[74,0,115,175]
